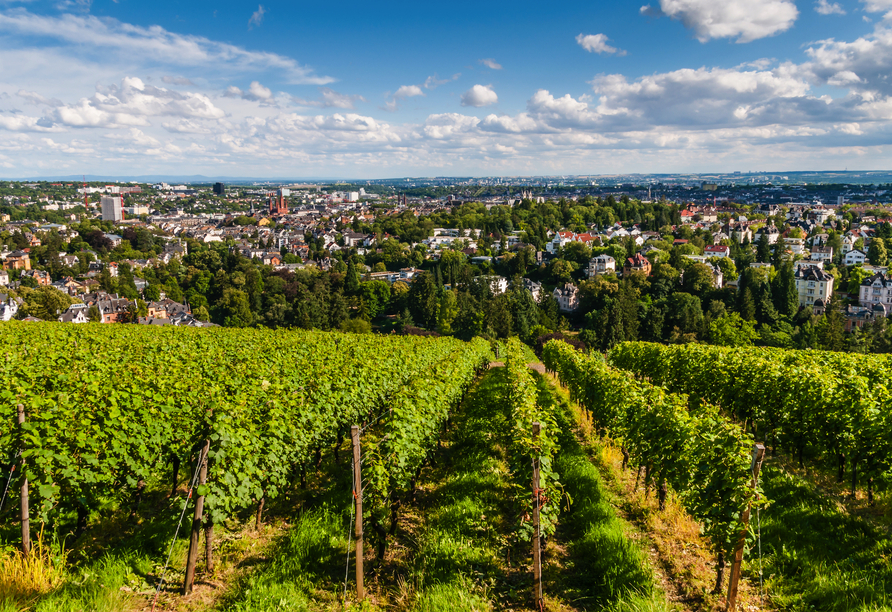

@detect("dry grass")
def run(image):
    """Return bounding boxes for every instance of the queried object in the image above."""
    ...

[0,529,68,606]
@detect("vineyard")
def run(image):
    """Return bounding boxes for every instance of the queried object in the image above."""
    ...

[1,323,891,611]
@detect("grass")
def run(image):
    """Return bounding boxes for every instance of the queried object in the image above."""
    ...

[533,373,676,612]
[758,465,892,612]
[400,366,513,611]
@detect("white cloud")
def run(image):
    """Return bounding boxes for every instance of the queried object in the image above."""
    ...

[801,23,892,95]
[816,0,846,14]
[479,58,502,70]
[293,87,365,109]
[248,5,266,29]
[383,85,425,111]
[461,84,498,107]
[0,8,333,84]
[424,73,461,89]
[576,33,627,55]
[644,0,799,42]
[863,0,892,13]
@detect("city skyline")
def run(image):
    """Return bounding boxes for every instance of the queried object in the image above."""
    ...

[0,0,891,177]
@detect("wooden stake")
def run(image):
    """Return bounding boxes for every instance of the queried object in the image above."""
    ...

[17,404,29,557]
[726,443,765,611]
[183,440,209,595]
[352,425,364,602]
[532,422,544,611]
[204,522,214,574]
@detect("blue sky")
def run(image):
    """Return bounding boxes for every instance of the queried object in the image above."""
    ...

[0,0,891,178]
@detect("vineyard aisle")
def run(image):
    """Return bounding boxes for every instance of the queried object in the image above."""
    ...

[389,365,678,611]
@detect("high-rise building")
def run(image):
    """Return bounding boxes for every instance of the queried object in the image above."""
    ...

[213,182,225,195]
[101,195,123,222]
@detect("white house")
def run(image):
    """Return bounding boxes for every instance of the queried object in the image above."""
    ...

[553,283,579,312]
[794,265,834,308]
[809,246,834,262]
[0,298,19,321]
[845,249,867,267]
[475,275,508,295]
[0,270,8,286]
[784,237,806,255]
[704,245,731,258]
[860,273,892,308]
[585,254,616,277]
[546,231,576,253]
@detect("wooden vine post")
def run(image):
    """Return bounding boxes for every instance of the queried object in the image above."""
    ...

[532,422,544,612]
[352,425,364,602]
[183,440,210,595]
[17,404,30,557]
[726,443,765,611]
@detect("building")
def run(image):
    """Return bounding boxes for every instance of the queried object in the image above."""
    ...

[809,246,834,262]
[845,249,867,267]
[0,296,19,321]
[523,278,542,301]
[704,245,730,258]
[0,270,8,286]
[553,283,579,312]
[101,195,123,222]
[5,250,31,271]
[794,265,834,308]
[22,269,50,286]
[474,275,508,295]
[586,254,616,277]
[213,182,225,195]
[859,273,892,308]
[623,253,651,277]
[269,189,288,215]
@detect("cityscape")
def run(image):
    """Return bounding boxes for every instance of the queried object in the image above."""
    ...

[3,0,892,611]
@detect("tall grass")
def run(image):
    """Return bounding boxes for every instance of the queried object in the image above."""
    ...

[0,531,68,604]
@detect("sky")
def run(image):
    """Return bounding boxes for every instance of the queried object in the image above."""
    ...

[0,0,891,179]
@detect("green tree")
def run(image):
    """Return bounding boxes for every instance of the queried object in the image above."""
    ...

[756,232,771,263]
[217,288,253,327]
[344,259,361,295]
[436,289,459,335]
[869,237,888,266]
[709,312,758,347]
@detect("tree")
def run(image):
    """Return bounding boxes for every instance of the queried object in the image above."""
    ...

[818,293,846,351]
[87,305,101,322]
[756,232,771,263]
[344,259,361,295]
[684,263,715,297]
[436,289,459,335]
[408,272,439,329]
[216,288,253,327]
[869,237,888,266]
[709,312,758,347]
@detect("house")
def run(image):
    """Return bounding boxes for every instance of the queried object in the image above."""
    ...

[704,245,730,258]
[784,237,806,255]
[0,296,20,321]
[794,265,834,308]
[21,269,50,286]
[523,278,542,301]
[586,254,616,277]
[104,234,123,247]
[553,283,579,312]
[60,254,80,268]
[343,231,368,248]
[809,246,834,262]
[623,253,652,277]
[474,275,508,295]
[0,270,8,286]
[859,273,892,308]
[5,250,31,271]
[845,249,867,267]
[755,224,780,245]
[58,305,89,324]
[546,231,575,253]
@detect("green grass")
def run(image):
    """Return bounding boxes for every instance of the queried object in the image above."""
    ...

[403,366,513,611]
[759,465,892,611]
[222,506,349,612]
[534,374,676,612]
